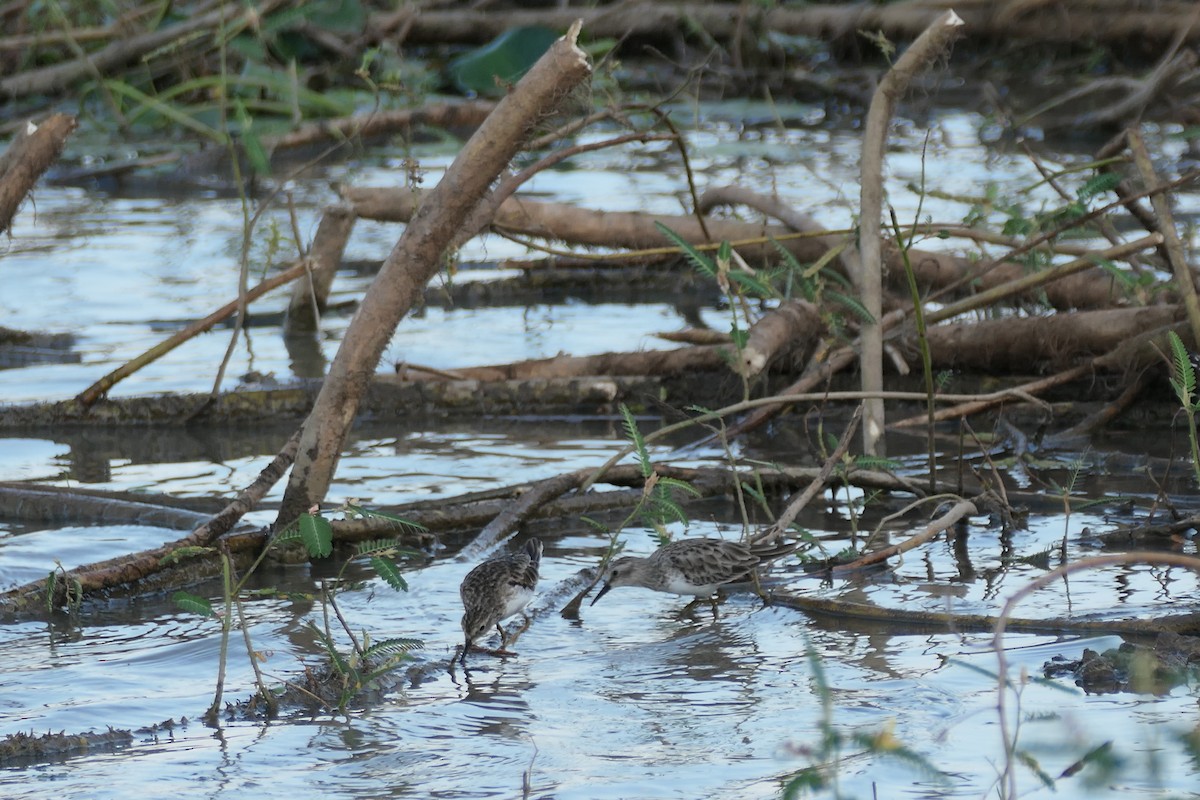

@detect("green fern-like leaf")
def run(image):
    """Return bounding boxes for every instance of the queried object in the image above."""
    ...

[580,516,611,534]
[620,403,653,478]
[660,497,690,528]
[1016,749,1056,789]
[650,485,689,528]
[729,269,778,298]
[1168,331,1195,401]
[370,556,409,592]
[173,590,216,617]
[716,239,732,267]
[1076,172,1122,202]
[307,622,351,676]
[827,290,877,325]
[299,513,333,559]
[852,455,903,471]
[363,636,424,660]
[275,524,302,543]
[655,221,716,277]
[655,476,701,497]
[343,504,427,532]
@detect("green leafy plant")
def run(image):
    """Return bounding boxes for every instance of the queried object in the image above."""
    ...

[621,404,700,541]
[1166,330,1200,486]
[44,562,83,617]
[172,504,425,720]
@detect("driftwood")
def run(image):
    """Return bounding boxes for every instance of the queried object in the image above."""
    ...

[284,203,358,335]
[367,1,1200,49]
[341,185,1140,312]
[276,25,595,529]
[857,8,965,454]
[0,113,77,234]
[75,259,313,407]
[898,304,1183,374]
[1,432,299,612]
[736,300,823,379]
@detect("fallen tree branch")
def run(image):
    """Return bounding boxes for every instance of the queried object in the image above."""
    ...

[858,8,965,454]
[832,498,977,573]
[75,259,312,407]
[0,113,77,234]
[1127,129,1200,345]
[2,430,300,613]
[276,21,594,530]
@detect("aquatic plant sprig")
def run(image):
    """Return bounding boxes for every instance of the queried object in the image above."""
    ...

[1164,330,1200,486]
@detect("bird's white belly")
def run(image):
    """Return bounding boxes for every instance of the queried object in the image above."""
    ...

[499,586,534,619]
[662,575,720,595]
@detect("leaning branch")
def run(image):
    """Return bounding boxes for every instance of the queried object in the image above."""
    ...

[275,21,594,530]
[858,9,964,455]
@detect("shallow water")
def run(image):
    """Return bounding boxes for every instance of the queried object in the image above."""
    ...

[3,101,1200,797]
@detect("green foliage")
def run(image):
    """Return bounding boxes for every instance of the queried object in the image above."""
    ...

[310,621,352,676]
[655,221,716,277]
[44,564,83,615]
[1166,331,1200,486]
[824,290,876,325]
[44,569,55,615]
[173,590,216,617]
[368,556,408,592]
[612,408,700,541]
[362,636,423,660]
[233,99,270,175]
[308,621,422,712]
[621,403,653,478]
[344,504,428,532]
[299,512,334,559]
[1016,750,1056,789]
[1167,330,1196,407]
[447,26,560,96]
[1076,172,1122,202]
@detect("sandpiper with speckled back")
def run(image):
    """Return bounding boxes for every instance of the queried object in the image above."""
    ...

[590,537,794,611]
[459,538,543,659]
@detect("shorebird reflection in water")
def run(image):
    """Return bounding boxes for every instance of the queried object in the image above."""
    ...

[590,537,794,614]
[459,538,542,660]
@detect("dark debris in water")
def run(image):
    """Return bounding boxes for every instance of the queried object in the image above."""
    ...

[0,727,134,766]
[1044,632,1200,694]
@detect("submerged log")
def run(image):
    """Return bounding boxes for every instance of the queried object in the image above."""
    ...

[342,185,1137,311]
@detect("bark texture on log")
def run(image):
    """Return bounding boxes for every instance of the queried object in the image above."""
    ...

[342,186,1134,311]
[898,305,1183,373]
[737,300,823,379]
[0,113,77,234]
[285,204,358,334]
[277,27,594,530]
[369,2,1200,47]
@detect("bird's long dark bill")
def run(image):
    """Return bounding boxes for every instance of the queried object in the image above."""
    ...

[590,583,613,605]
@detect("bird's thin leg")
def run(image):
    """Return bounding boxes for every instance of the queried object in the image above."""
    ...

[751,569,771,606]
[502,613,533,648]
[678,597,704,618]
